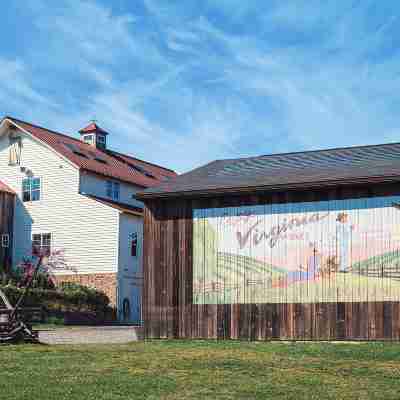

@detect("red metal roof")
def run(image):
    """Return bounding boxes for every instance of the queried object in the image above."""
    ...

[79,122,109,135]
[0,180,15,194]
[5,117,176,188]
[85,194,143,216]
[108,150,177,181]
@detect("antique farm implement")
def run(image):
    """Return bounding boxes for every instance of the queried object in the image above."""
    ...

[0,256,44,343]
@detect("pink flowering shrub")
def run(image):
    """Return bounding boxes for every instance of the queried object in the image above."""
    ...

[12,249,76,289]
[1,249,113,322]
[13,258,54,289]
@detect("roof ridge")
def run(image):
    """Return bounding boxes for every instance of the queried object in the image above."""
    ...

[4,115,176,175]
[1,115,173,188]
[5,115,86,145]
[219,140,400,163]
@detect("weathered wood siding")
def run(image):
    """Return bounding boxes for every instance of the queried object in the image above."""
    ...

[0,191,14,272]
[143,182,400,340]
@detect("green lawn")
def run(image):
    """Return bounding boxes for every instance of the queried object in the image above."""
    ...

[1,341,400,399]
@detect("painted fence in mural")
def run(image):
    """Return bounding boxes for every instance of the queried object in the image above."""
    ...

[193,195,400,304]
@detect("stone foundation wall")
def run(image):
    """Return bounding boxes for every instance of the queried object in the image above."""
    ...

[54,273,118,306]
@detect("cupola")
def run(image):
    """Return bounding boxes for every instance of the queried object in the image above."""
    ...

[79,121,109,150]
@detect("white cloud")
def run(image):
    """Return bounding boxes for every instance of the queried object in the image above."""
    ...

[35,1,137,63]
[2,0,400,174]
[0,59,57,107]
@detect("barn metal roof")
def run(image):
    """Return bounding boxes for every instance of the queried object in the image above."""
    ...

[137,142,400,199]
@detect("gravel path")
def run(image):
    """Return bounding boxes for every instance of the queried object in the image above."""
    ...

[39,326,143,345]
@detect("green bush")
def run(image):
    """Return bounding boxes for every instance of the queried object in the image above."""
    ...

[58,282,110,311]
[0,283,111,316]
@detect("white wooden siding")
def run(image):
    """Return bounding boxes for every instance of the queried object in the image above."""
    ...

[0,128,120,274]
[117,212,143,321]
[118,213,143,277]
[80,171,144,208]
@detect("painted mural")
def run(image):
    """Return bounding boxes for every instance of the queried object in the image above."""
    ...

[193,195,400,304]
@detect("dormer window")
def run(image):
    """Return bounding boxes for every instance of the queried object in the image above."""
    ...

[96,134,106,149]
[83,134,94,145]
[97,135,105,144]
[79,122,109,150]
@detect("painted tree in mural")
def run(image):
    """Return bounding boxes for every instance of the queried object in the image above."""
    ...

[193,217,218,303]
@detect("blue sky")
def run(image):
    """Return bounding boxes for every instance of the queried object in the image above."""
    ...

[1,1,400,173]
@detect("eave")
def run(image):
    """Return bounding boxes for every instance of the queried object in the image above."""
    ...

[136,174,400,201]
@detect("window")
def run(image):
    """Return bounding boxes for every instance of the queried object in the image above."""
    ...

[83,134,94,144]
[22,177,41,202]
[96,134,106,149]
[131,233,138,257]
[96,135,106,144]
[9,136,22,166]
[32,233,51,256]
[106,181,120,200]
[106,181,112,197]
[1,234,9,248]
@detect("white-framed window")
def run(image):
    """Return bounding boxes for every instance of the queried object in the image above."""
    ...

[106,180,120,200]
[22,177,41,202]
[1,234,10,248]
[83,134,94,144]
[96,135,106,144]
[32,233,51,256]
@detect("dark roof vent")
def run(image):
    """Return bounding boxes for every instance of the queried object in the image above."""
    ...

[62,142,89,158]
[74,150,89,159]
[144,171,156,179]
[94,157,107,164]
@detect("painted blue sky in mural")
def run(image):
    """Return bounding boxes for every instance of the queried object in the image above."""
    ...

[1,1,400,172]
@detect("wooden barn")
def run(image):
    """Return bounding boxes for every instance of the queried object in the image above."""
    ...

[138,143,400,340]
[0,181,15,276]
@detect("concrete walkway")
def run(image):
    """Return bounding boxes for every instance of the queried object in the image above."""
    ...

[39,326,143,345]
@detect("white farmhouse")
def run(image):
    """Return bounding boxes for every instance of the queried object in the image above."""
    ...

[0,116,176,323]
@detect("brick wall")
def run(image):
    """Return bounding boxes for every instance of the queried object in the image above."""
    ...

[54,273,118,306]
